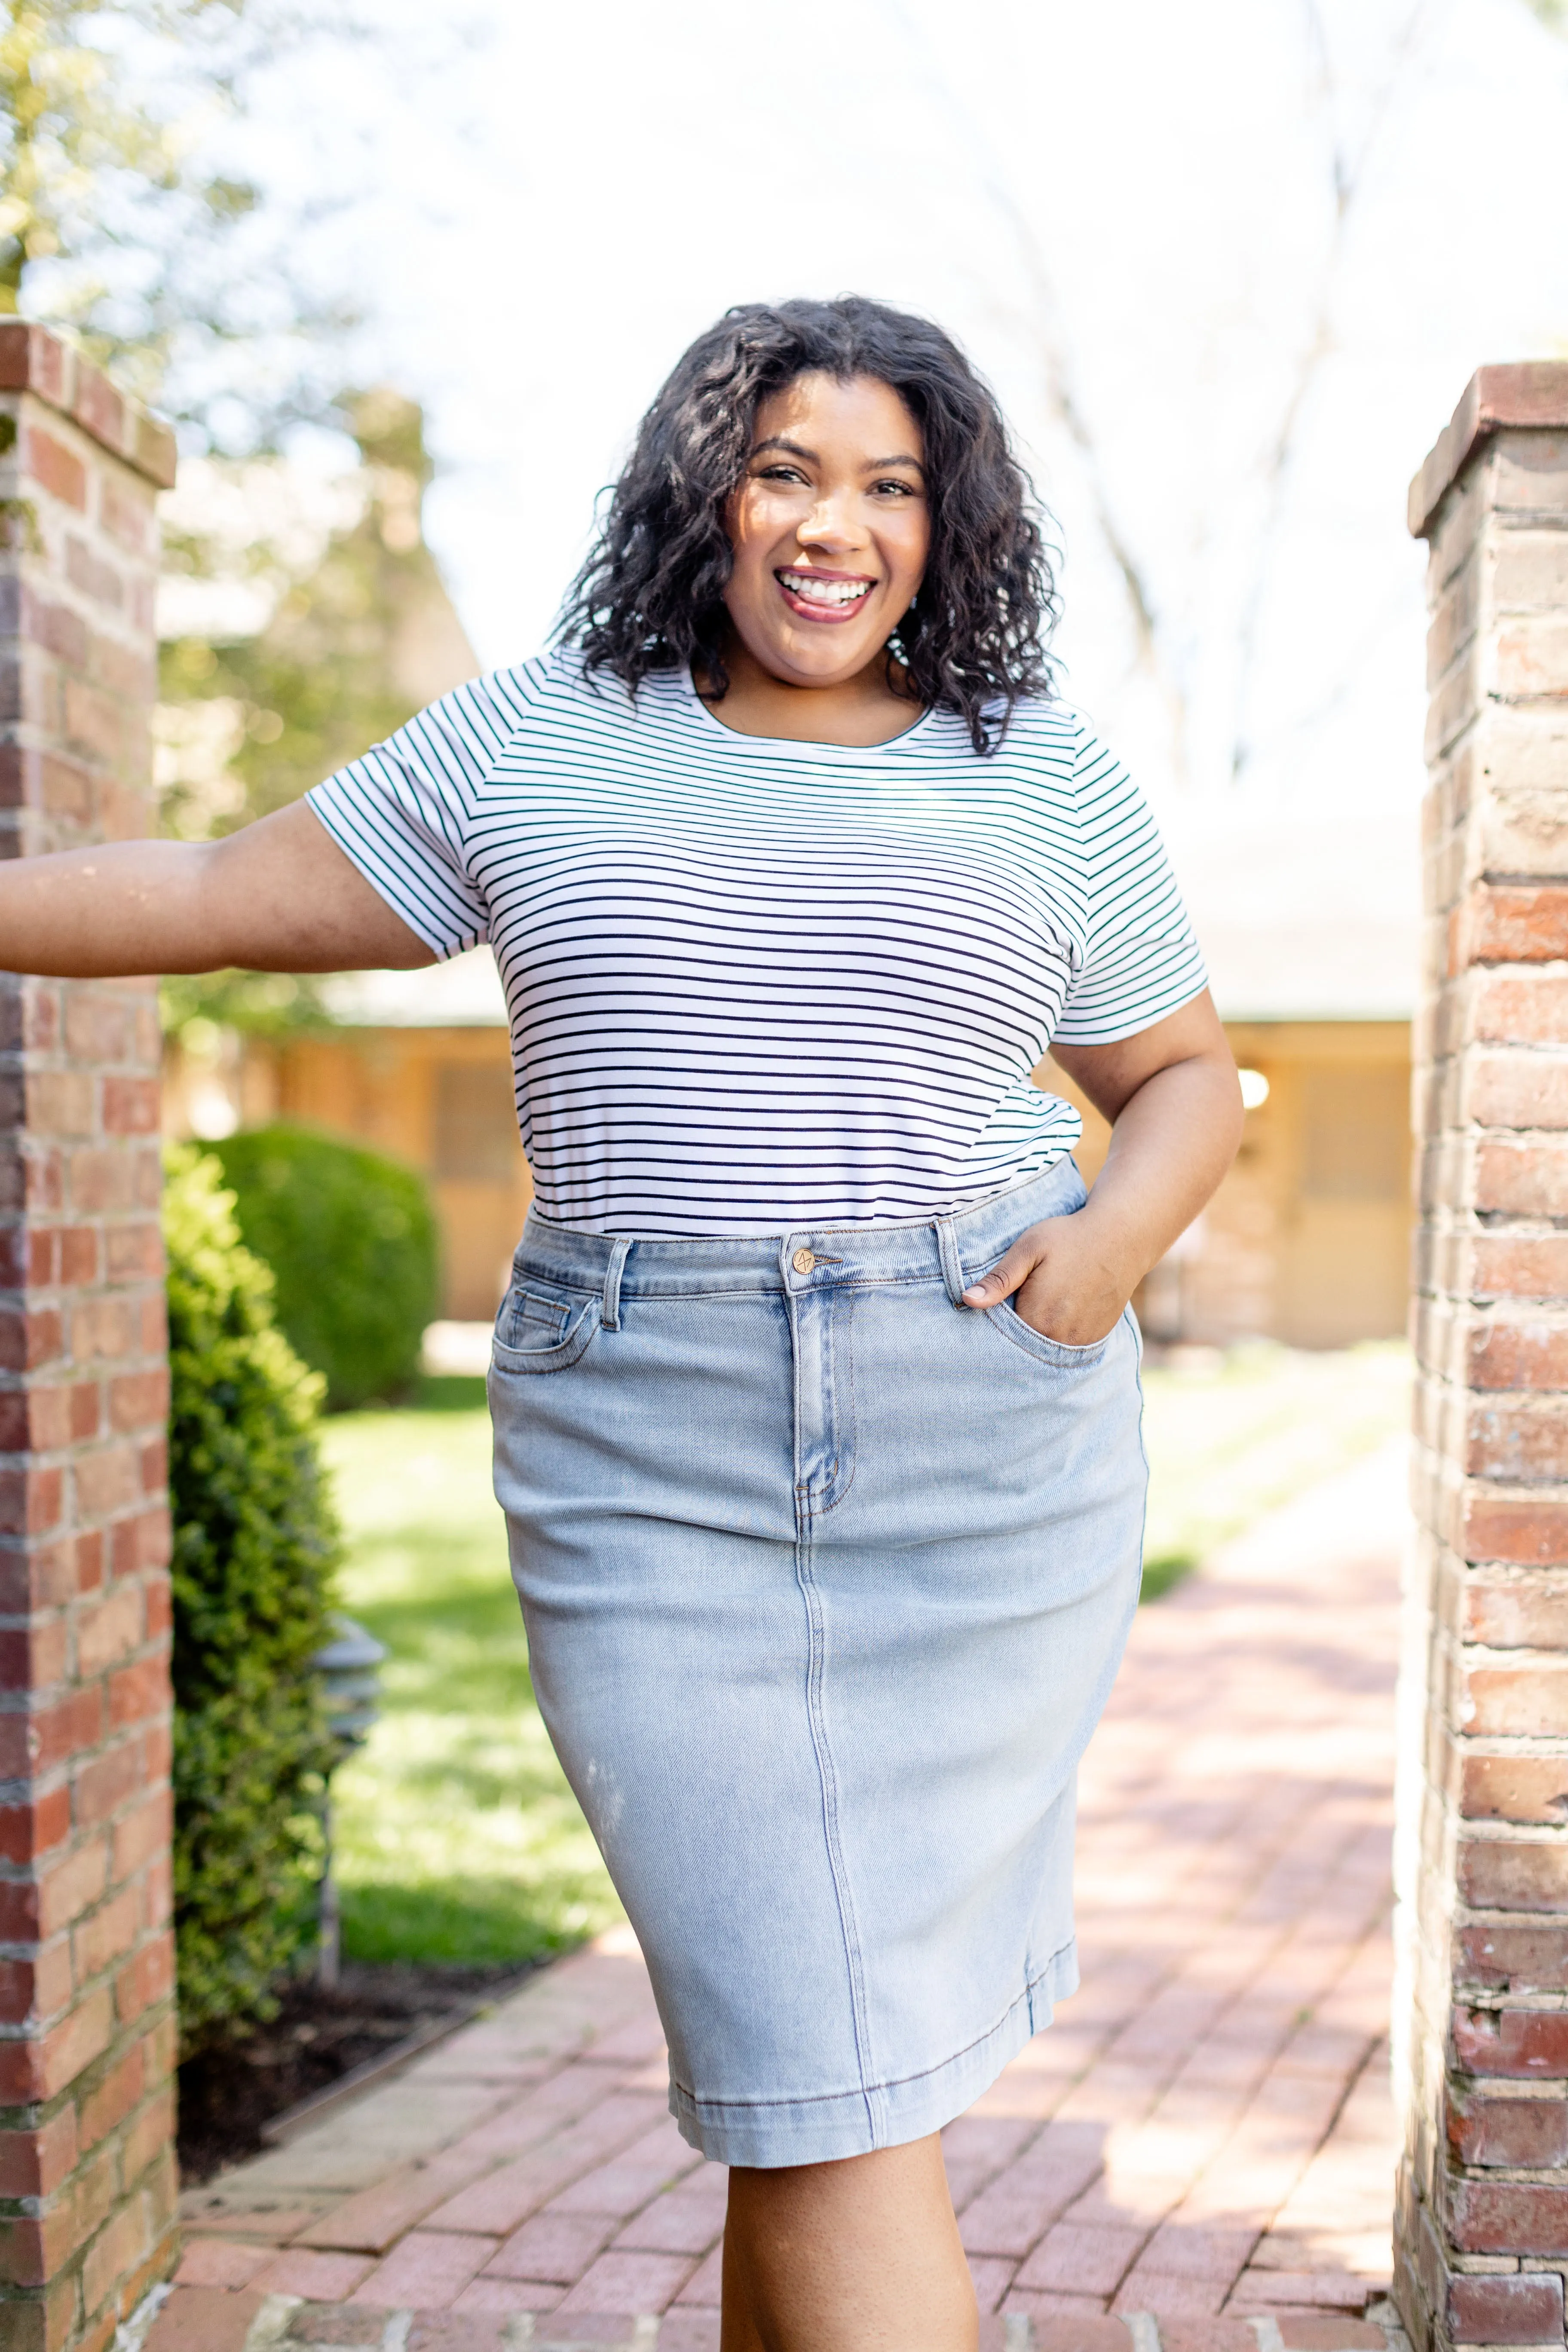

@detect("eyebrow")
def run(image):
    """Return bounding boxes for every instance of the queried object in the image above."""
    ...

[752,435,925,474]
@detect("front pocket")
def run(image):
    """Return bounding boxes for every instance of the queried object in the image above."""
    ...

[491,1292,600,1375]
[984,1299,1116,1371]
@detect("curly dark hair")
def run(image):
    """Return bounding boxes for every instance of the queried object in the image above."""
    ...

[556,296,1057,754]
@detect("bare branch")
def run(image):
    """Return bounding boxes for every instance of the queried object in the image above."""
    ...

[1228,0,1434,782]
[879,0,1189,784]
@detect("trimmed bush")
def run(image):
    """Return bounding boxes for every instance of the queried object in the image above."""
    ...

[166,1146,340,2054]
[211,1123,440,1409]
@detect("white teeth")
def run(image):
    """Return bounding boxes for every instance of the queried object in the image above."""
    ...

[780,570,870,606]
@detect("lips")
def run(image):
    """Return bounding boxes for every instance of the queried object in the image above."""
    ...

[775,567,876,623]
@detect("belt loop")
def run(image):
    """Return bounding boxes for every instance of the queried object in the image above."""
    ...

[934,1215,967,1309]
[601,1238,631,1331]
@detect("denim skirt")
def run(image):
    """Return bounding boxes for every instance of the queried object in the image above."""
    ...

[488,1158,1148,2167]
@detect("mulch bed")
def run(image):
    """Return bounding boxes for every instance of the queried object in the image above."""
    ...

[177,1959,540,2184]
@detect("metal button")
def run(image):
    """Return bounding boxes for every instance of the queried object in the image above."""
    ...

[792,1247,816,1275]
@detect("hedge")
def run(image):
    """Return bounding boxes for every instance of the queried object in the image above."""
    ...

[210,1123,440,1409]
[166,1145,341,2053]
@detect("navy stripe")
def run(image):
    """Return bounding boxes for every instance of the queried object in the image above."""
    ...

[307,651,1207,1236]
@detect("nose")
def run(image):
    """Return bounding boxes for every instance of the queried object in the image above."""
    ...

[797,490,864,554]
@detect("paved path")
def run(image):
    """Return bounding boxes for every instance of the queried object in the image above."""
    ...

[151,1443,1408,2352]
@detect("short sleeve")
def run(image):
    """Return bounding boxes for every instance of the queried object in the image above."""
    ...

[1050,723,1208,1047]
[307,668,530,960]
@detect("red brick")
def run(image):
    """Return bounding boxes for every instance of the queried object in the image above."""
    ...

[72,1884,138,1981]
[107,1655,169,1733]
[144,2287,267,2352]
[108,1368,168,1431]
[351,2229,493,2308]
[554,2248,696,2313]
[0,1785,70,1864]
[0,1613,67,1686]
[1458,883,1568,966]
[112,1792,172,1883]
[70,1296,135,1362]
[114,1927,174,2026]
[1459,1920,1568,1990]
[1450,2172,1568,2253]
[173,2239,268,2289]
[110,1505,171,1577]
[0,1982,111,2100]
[98,475,151,554]
[4,1682,104,1773]
[73,1736,144,1829]
[37,1831,109,1935]
[1461,1754,1568,1822]
[1469,1319,1568,1389]
[1463,1659,1568,1733]
[75,1580,144,1676]
[121,2079,177,2186]
[1453,2000,1568,2073]
[251,2247,376,2299]
[65,537,122,611]
[1459,1838,1568,1912]
[100,1077,158,1137]
[1449,2087,1568,2165]
[25,426,87,511]
[40,747,95,820]
[105,1223,163,1283]
[486,2208,617,2283]
[0,1464,64,1537]
[66,1151,135,1215]
[1462,1492,1568,1565]
[75,1528,104,1591]
[0,2110,77,2199]
[80,2198,152,2322]
[0,1943,73,2025]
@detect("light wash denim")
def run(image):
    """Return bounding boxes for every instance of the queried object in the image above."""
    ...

[488,1159,1148,2166]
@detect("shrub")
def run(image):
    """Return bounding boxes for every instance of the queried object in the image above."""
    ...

[211,1123,441,1409]
[166,1145,341,2054]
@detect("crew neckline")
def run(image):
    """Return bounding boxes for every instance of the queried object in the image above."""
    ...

[673,662,939,755]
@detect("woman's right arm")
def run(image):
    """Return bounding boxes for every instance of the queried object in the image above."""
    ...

[0,800,435,979]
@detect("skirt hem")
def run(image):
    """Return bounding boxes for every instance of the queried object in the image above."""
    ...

[667,1936,1080,2167]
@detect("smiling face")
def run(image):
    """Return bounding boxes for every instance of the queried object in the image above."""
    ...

[721,371,930,695]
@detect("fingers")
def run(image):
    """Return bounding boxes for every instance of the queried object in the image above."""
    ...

[960,1234,1044,1308]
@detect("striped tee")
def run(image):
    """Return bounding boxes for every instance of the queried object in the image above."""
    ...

[307,650,1207,1237]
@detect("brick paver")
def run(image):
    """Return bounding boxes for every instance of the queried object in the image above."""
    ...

[155,1444,1409,2352]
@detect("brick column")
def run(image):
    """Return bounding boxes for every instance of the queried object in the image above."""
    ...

[0,325,179,2350]
[1399,364,1568,2350]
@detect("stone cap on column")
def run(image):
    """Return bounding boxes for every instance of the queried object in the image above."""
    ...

[0,317,177,490]
[1409,360,1568,540]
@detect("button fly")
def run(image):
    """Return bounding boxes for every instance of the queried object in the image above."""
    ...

[792,1247,816,1275]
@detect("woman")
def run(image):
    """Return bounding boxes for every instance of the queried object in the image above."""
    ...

[1,297,1241,2350]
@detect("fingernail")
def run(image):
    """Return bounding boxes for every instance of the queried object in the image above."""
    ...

[961,1285,989,1305]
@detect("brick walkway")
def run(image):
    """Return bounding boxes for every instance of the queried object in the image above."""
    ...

[151,1442,1407,2352]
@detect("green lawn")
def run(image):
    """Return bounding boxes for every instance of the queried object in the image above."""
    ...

[322,1378,623,1966]
[323,1344,1410,1965]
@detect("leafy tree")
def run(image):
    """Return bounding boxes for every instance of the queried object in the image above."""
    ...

[159,390,473,836]
[1,0,353,441]
[157,387,475,1038]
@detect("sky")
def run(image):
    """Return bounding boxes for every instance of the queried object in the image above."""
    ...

[216,0,1568,1007]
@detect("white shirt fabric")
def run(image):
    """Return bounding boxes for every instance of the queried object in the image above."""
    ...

[307,650,1207,1237]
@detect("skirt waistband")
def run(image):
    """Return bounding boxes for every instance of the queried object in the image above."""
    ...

[509,1159,1087,1305]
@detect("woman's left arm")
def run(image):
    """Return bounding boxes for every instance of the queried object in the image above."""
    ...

[961,992,1244,1345]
